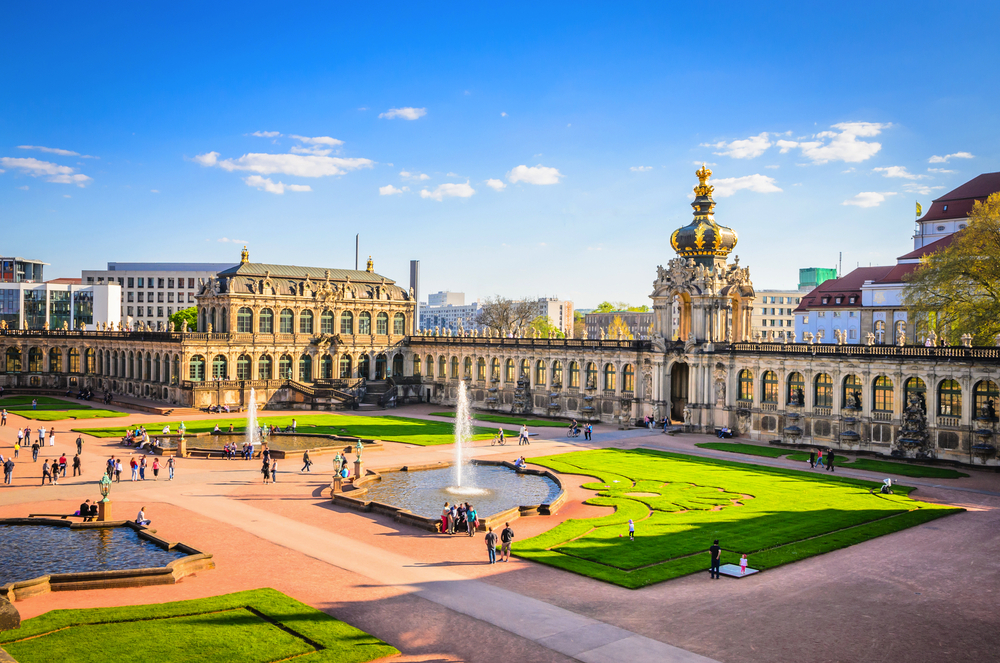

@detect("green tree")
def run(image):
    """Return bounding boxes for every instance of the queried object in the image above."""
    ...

[606,315,634,340]
[573,310,586,339]
[169,306,198,331]
[529,315,565,338]
[594,301,617,313]
[594,301,649,313]
[903,192,1000,345]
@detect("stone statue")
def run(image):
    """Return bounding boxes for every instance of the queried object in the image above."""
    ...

[789,331,797,344]
[816,329,825,343]
[896,330,906,346]
[0,320,6,330]
[181,320,189,333]
[599,328,606,340]
[961,333,973,348]
[715,379,726,406]
[682,404,692,425]
[43,321,49,330]
[865,332,875,346]
[929,330,938,346]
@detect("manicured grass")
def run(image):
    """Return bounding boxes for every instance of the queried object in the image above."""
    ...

[698,442,969,479]
[13,408,126,421]
[429,411,576,428]
[514,448,960,588]
[74,413,515,446]
[0,588,397,663]
[0,396,82,407]
[0,396,125,421]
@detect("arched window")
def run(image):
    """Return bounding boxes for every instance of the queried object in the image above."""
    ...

[552,361,563,386]
[279,309,294,334]
[413,355,422,377]
[535,360,546,386]
[299,355,312,381]
[622,364,635,392]
[814,373,833,408]
[212,355,227,379]
[938,379,962,416]
[450,356,459,378]
[520,359,530,380]
[339,354,353,379]
[209,307,216,331]
[299,310,314,334]
[359,354,372,379]
[189,355,206,381]
[259,308,274,334]
[320,310,334,334]
[119,352,125,377]
[5,348,21,372]
[393,312,405,335]
[49,348,63,373]
[278,354,293,379]
[392,354,403,377]
[172,356,179,384]
[134,351,142,379]
[320,354,333,379]
[359,312,372,335]
[603,363,616,391]
[143,352,150,380]
[505,358,514,383]
[738,370,753,401]
[761,370,778,403]
[787,372,804,405]
[905,377,926,412]
[569,361,580,388]
[237,307,253,333]
[843,374,863,408]
[477,357,486,381]
[586,362,597,389]
[69,348,81,373]
[28,347,43,372]
[376,312,389,335]
[236,354,251,380]
[874,320,886,344]
[258,354,273,379]
[974,380,998,418]
[439,356,446,378]
[154,353,161,382]
[464,356,473,379]
[340,311,354,334]
[491,357,500,381]
[873,376,894,412]
[425,355,433,378]
[219,307,228,333]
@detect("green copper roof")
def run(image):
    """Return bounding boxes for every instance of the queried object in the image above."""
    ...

[218,262,394,284]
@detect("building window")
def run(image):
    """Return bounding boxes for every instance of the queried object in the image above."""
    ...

[787,372,804,404]
[258,355,273,379]
[359,312,371,335]
[622,364,634,392]
[279,309,294,334]
[236,354,251,380]
[603,363,616,391]
[569,361,580,388]
[299,310,314,334]
[127,277,134,288]
[212,355,227,380]
[147,306,153,317]
[586,362,597,389]
[761,370,778,403]
[450,357,459,379]
[167,292,174,303]
[393,312,405,335]
[874,320,886,343]
[299,355,312,382]
[535,360,546,385]
[814,373,832,408]
[818,312,825,318]
[126,306,133,316]
[189,355,205,381]
[137,278,144,287]
[376,312,388,335]
[339,355,352,378]
[738,370,753,401]
[340,311,354,334]
[278,354,293,379]
[477,357,486,381]
[551,361,563,386]
[843,374,862,408]
[237,307,253,333]
[320,310,334,334]
[257,308,273,333]
[157,306,163,318]
[157,278,164,288]
[127,292,134,302]
[505,359,514,383]
[974,380,998,418]
[167,278,174,288]
[873,376,894,412]
[359,355,371,379]
[938,379,962,416]
[822,297,829,304]
[138,292,144,303]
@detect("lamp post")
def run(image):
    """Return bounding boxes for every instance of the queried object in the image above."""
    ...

[98,471,113,522]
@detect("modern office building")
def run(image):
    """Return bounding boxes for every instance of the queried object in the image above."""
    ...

[0,281,120,330]
[426,291,466,307]
[1,257,46,283]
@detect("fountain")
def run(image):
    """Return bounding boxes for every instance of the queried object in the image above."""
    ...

[245,388,261,453]
[450,380,482,494]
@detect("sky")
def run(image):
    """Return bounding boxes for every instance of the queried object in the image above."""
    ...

[2,2,998,308]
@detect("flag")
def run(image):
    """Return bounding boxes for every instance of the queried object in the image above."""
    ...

[916,201,922,217]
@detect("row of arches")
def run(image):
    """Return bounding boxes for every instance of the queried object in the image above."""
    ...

[417,355,636,392]
[187,352,407,382]
[230,308,406,336]
[100,349,180,385]
[737,369,998,417]
[4,347,96,374]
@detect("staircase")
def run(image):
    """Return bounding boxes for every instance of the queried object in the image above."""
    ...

[361,380,391,409]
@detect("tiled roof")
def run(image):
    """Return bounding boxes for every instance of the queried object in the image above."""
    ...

[793,266,894,313]
[917,171,1000,223]
[895,233,956,261]
[218,262,394,284]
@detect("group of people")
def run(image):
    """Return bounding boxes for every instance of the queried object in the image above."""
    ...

[441,501,479,535]
[17,425,56,460]
[483,522,515,564]
[260,445,278,483]
[566,419,594,440]
[807,449,837,472]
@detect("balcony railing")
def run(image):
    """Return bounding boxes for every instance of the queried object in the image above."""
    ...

[871,411,892,422]
[731,342,1000,361]
[937,416,960,428]
[813,406,832,416]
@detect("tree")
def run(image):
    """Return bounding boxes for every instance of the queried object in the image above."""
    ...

[606,315,634,340]
[594,301,617,313]
[169,306,198,331]
[573,311,586,339]
[594,301,648,313]
[475,296,536,336]
[904,192,1000,345]
[529,315,565,339]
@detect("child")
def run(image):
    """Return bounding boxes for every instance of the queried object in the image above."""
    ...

[628,519,635,541]
[740,554,748,575]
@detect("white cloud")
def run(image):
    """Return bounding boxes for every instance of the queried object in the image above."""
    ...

[485,178,506,191]
[507,164,562,185]
[290,135,343,147]
[501,112,507,117]
[765,164,780,169]
[903,183,945,195]
[150,189,160,193]
[842,191,897,208]
[777,122,888,164]
[712,174,782,198]
[217,237,248,244]
[703,132,772,159]
[630,166,653,172]
[195,151,373,177]
[873,166,925,180]
[62,194,71,198]
[0,156,92,186]
[244,175,312,194]
[400,170,430,181]
[420,181,475,201]
[18,145,96,158]
[928,152,974,163]
[927,168,956,174]
[379,184,409,196]
[251,131,282,138]
[379,107,427,120]
[18,185,28,190]
[357,107,368,111]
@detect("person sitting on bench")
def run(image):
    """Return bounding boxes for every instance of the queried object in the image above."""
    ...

[80,499,92,522]
[717,426,733,439]
[88,503,99,520]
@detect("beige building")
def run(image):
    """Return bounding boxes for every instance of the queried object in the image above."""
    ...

[751,289,805,341]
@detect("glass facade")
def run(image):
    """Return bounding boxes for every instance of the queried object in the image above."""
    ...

[47,291,71,329]
[23,290,46,329]
[0,289,20,328]
[73,291,93,326]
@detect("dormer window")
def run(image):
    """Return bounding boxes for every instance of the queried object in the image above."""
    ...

[943,205,948,211]
[849,295,857,304]
[835,296,842,304]
[822,296,829,305]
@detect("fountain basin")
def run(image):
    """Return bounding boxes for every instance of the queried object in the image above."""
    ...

[155,433,382,458]
[333,460,565,532]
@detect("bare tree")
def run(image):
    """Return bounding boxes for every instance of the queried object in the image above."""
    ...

[476,296,536,336]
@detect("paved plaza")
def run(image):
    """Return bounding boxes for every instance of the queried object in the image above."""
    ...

[2,401,999,663]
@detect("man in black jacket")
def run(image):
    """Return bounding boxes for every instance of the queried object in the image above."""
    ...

[709,539,722,579]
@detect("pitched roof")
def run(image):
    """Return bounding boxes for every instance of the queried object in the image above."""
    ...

[217,262,394,284]
[917,171,1000,223]
[793,266,894,312]
[895,233,956,261]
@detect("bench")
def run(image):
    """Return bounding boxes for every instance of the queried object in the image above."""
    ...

[28,513,88,520]
[662,426,683,436]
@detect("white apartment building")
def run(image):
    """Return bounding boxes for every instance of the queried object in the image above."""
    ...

[82,262,235,324]
[0,281,120,331]
[534,297,574,337]
[751,289,806,340]
[427,291,466,307]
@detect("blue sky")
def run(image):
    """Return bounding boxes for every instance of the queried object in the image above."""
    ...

[2,2,998,307]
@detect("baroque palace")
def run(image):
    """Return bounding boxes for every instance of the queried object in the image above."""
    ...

[1,167,997,466]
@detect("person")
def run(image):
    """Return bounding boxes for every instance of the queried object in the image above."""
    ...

[213,424,220,433]
[484,526,498,564]
[13,440,19,459]
[17,427,23,448]
[38,426,46,446]
[167,456,175,480]
[228,423,234,432]
[518,425,528,445]
[41,460,52,485]
[114,458,122,483]
[3,458,13,485]
[339,465,349,480]
[513,456,526,469]
[136,507,151,526]
[500,522,514,561]
[32,440,40,462]
[262,458,271,484]
[88,503,99,520]
[496,428,504,445]
[49,428,56,447]
[76,435,84,454]
[1,408,6,426]
[152,458,160,480]
[709,539,722,579]
[441,502,450,533]
[880,478,893,494]
[271,459,277,483]
[139,455,147,480]
[447,504,456,535]
[628,519,635,541]
[163,425,170,435]
[130,457,139,481]
[32,398,37,410]
[585,423,592,441]
[826,449,835,472]
[740,554,748,575]
[816,449,825,469]
[292,418,297,433]
[809,451,816,468]
[72,454,82,477]
[58,454,67,477]
[301,449,312,472]
[467,504,478,536]
[80,499,92,521]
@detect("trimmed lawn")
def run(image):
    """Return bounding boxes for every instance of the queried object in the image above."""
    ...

[697,442,969,479]
[12,408,126,421]
[0,396,84,407]
[74,413,515,446]
[514,448,960,588]
[0,588,397,663]
[429,411,575,428]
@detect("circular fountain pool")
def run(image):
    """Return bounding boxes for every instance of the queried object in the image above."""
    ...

[159,433,358,454]
[361,463,561,520]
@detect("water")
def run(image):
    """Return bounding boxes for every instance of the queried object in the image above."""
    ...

[245,387,260,450]
[362,464,561,520]
[0,525,186,585]
[454,381,473,488]
[161,434,350,453]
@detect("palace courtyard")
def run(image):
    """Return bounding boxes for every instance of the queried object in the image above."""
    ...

[1,399,998,663]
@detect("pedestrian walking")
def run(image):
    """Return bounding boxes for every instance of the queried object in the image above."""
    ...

[628,519,635,541]
[816,449,825,469]
[76,435,83,454]
[484,527,498,564]
[301,449,312,472]
[167,456,175,480]
[58,454,67,477]
[271,459,277,482]
[17,427,23,447]
[500,522,514,562]
[261,458,271,484]
[3,458,14,485]
[152,458,160,480]
[115,459,122,482]
[130,457,138,481]
[41,460,52,485]
[32,398,37,410]
[32,441,40,462]
[13,441,19,459]
[809,451,816,468]
[49,429,56,447]
[139,456,147,480]
[1,409,6,426]
[585,423,592,440]
[740,554,748,575]
[709,539,722,579]
[826,449,835,472]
